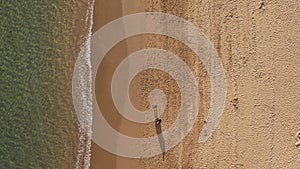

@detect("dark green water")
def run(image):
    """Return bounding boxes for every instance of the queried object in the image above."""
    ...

[0,1,90,168]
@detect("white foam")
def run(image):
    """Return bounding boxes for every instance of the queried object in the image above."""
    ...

[73,0,95,168]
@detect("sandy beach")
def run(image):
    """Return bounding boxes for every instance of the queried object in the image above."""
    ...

[90,0,300,168]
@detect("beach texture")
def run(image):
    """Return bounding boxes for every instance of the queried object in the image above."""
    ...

[91,0,299,168]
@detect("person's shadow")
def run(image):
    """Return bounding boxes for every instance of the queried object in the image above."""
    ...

[153,105,166,161]
[155,121,165,161]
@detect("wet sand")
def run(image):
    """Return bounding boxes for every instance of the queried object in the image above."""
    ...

[91,0,147,168]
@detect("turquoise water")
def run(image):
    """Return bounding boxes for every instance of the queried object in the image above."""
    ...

[0,1,91,168]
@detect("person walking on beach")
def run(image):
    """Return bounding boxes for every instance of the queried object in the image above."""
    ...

[155,117,162,125]
[152,104,162,125]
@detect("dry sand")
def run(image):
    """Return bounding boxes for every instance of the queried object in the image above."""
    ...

[90,0,300,168]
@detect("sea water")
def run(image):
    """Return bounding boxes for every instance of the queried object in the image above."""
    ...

[0,1,93,168]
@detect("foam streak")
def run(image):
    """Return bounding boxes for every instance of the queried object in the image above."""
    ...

[74,0,95,168]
